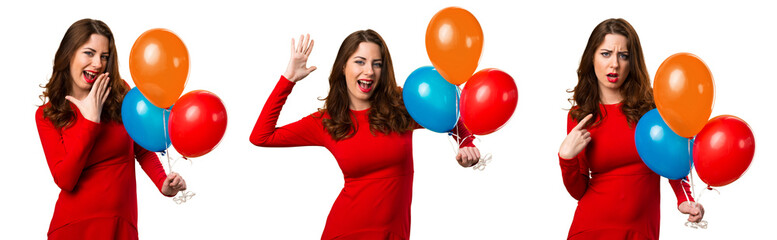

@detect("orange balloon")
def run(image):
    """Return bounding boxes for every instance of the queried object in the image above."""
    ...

[426,7,483,85]
[129,29,189,108]
[654,53,715,138]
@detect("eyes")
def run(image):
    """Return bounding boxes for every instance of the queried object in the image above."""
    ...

[600,51,629,60]
[83,51,110,61]
[354,60,383,68]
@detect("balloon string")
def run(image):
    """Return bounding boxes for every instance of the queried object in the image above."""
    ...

[682,137,710,229]
[161,108,196,204]
[448,124,492,171]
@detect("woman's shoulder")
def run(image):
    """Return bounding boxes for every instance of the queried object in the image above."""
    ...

[35,103,49,119]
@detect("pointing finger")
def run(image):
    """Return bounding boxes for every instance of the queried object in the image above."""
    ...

[574,114,593,130]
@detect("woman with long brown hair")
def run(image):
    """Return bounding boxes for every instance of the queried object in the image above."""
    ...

[557,18,705,239]
[36,19,187,239]
[250,30,480,239]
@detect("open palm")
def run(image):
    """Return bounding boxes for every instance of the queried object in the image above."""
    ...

[283,34,317,83]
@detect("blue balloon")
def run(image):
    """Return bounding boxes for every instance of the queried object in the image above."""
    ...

[121,87,171,152]
[402,66,459,133]
[634,109,692,179]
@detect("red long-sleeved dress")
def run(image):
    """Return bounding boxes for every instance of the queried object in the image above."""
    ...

[559,103,694,240]
[36,103,169,239]
[250,76,473,239]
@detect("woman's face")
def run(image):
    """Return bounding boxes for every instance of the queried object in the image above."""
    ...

[343,41,382,110]
[69,33,109,97]
[593,34,630,92]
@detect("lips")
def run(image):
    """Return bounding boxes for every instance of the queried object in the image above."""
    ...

[606,73,618,83]
[357,79,373,93]
[83,70,98,84]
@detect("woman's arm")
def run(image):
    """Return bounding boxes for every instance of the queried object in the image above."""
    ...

[451,120,480,167]
[35,74,112,191]
[36,106,101,192]
[249,76,325,147]
[133,143,175,196]
[670,178,705,222]
[249,34,325,147]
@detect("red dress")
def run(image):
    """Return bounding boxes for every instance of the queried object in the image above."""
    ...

[36,103,169,239]
[250,76,473,239]
[559,103,694,240]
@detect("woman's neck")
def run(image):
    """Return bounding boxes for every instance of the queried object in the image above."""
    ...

[599,86,623,105]
[349,99,371,111]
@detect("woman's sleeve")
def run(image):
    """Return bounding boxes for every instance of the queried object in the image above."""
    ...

[669,178,695,206]
[36,106,101,192]
[134,143,170,196]
[249,76,325,147]
[559,112,590,200]
[450,120,476,148]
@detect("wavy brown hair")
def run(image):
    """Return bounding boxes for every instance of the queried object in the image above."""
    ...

[319,29,414,140]
[568,18,654,128]
[40,19,127,129]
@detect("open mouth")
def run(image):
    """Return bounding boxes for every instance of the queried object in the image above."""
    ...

[357,79,374,93]
[83,70,98,84]
[606,73,619,83]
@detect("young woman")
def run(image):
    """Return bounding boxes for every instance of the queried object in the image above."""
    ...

[557,18,705,239]
[250,30,480,239]
[36,19,187,239]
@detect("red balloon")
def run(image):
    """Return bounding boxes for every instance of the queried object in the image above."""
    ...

[169,90,227,158]
[460,69,518,135]
[693,115,755,187]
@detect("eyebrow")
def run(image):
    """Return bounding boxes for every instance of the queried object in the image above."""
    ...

[353,56,382,61]
[599,49,629,53]
[84,47,110,55]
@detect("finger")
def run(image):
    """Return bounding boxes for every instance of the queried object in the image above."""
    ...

[466,147,476,161]
[303,33,311,54]
[574,114,593,130]
[305,39,315,56]
[101,87,111,104]
[463,148,475,166]
[90,74,104,96]
[455,152,463,163]
[297,34,304,53]
[171,176,181,186]
[473,147,481,161]
[307,66,317,74]
[95,74,109,100]
[177,178,186,189]
[98,76,110,97]
[65,96,79,105]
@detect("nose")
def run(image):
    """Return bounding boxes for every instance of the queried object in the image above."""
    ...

[91,55,103,70]
[610,56,619,70]
[363,64,374,77]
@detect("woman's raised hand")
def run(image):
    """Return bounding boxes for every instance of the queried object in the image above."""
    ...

[65,73,111,123]
[559,114,593,159]
[283,34,317,83]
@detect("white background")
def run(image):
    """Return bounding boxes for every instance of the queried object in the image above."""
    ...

[1,0,774,239]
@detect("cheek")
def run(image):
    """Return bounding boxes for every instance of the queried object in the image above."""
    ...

[374,69,382,81]
[620,62,630,76]
[344,65,358,79]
